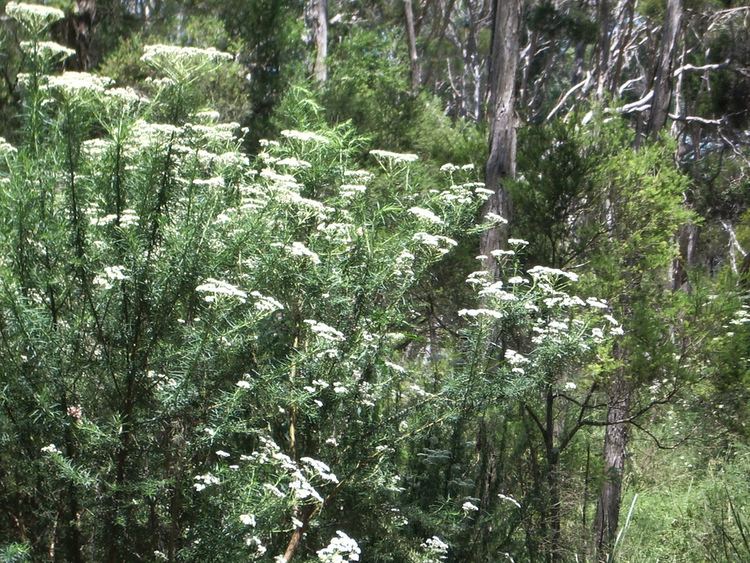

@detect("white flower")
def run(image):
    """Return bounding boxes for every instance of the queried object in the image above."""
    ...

[280,129,329,144]
[19,41,75,60]
[339,184,367,198]
[0,137,17,157]
[508,276,528,285]
[343,169,374,182]
[462,501,479,512]
[498,493,521,508]
[412,232,458,255]
[483,212,508,225]
[236,380,252,389]
[384,360,406,374]
[317,531,361,562]
[586,297,609,309]
[93,265,129,289]
[304,320,345,342]
[564,382,577,391]
[408,207,444,225]
[287,241,321,264]
[276,157,312,168]
[141,44,233,66]
[216,450,230,458]
[505,349,529,366]
[301,457,339,483]
[491,249,515,257]
[440,163,458,172]
[508,238,529,246]
[458,308,503,319]
[421,536,449,558]
[196,278,247,303]
[44,72,114,95]
[250,291,284,314]
[6,2,65,31]
[370,149,418,163]
[41,443,61,454]
[528,265,579,282]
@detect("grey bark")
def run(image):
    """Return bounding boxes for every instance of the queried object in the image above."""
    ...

[593,365,631,561]
[479,0,521,280]
[310,0,328,83]
[404,0,420,94]
[645,0,682,137]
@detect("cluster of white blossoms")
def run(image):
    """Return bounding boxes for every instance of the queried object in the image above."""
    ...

[421,536,449,561]
[43,72,114,96]
[339,183,367,198]
[19,40,74,60]
[141,44,233,66]
[370,149,419,163]
[5,2,64,32]
[40,443,61,454]
[0,137,17,157]
[408,206,444,225]
[195,278,248,303]
[93,265,129,290]
[462,501,480,513]
[483,212,508,225]
[287,241,321,265]
[193,472,220,491]
[412,232,458,255]
[343,169,374,183]
[527,265,580,282]
[304,320,346,343]
[316,531,361,563]
[498,493,522,508]
[280,129,330,144]
[439,162,475,173]
[250,291,284,314]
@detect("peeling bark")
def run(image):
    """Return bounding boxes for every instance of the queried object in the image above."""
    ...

[480,0,521,279]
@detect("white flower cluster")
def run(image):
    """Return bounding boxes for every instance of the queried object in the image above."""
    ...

[40,443,61,454]
[19,40,75,60]
[93,265,129,290]
[440,162,475,173]
[421,536,449,561]
[0,137,17,157]
[280,129,329,144]
[287,241,321,265]
[412,232,458,255]
[44,72,114,96]
[339,184,367,198]
[317,531,361,562]
[246,436,337,504]
[458,308,504,320]
[304,320,345,343]
[527,265,579,282]
[370,149,418,163]
[408,207,444,225]
[5,2,65,32]
[193,472,220,491]
[250,291,284,314]
[141,44,233,66]
[195,278,247,303]
[498,493,521,508]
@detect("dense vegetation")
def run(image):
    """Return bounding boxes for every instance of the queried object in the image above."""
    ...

[0,1,748,562]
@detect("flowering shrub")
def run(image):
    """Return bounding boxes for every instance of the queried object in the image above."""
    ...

[0,4,625,561]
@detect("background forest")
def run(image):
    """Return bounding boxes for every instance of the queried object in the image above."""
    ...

[0,0,749,561]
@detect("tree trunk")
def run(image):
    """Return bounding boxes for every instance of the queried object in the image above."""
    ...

[480,0,521,279]
[310,0,328,83]
[404,0,420,94]
[70,0,96,70]
[593,367,631,561]
[645,0,682,138]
